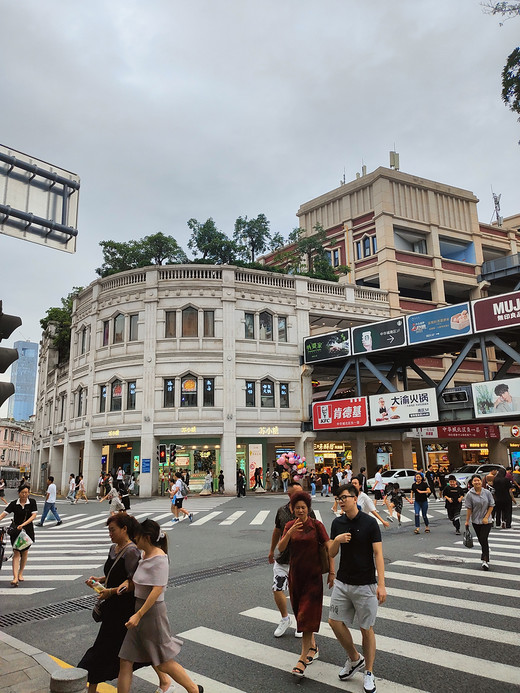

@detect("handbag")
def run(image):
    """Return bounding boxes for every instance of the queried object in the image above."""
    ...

[463,527,474,549]
[312,519,330,574]
[91,543,132,622]
[7,522,18,539]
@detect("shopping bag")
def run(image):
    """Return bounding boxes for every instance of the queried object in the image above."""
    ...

[13,529,33,551]
[462,528,474,548]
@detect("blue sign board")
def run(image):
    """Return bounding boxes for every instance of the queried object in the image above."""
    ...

[141,458,151,473]
[406,302,472,345]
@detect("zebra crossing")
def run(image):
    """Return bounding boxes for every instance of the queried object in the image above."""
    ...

[133,526,520,693]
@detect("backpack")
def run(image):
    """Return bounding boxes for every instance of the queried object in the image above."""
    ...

[180,480,189,498]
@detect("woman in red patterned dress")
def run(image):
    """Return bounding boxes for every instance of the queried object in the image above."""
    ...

[278,491,334,677]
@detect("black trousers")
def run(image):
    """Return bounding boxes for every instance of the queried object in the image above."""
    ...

[446,502,461,531]
[494,499,513,528]
[472,522,492,562]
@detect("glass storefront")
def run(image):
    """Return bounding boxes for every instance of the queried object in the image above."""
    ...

[158,439,221,491]
[314,442,352,472]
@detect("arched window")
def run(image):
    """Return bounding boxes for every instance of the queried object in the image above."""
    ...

[110,380,123,411]
[259,312,273,340]
[182,307,198,337]
[113,314,124,343]
[181,374,197,407]
[261,378,274,407]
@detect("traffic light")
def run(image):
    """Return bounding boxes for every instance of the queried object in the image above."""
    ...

[0,301,22,408]
[157,444,166,465]
[169,444,177,464]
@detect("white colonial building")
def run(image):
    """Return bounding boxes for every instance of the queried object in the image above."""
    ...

[31,265,389,496]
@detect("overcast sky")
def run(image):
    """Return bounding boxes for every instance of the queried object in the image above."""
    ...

[0,0,518,414]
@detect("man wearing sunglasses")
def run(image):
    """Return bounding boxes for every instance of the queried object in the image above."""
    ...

[328,483,386,693]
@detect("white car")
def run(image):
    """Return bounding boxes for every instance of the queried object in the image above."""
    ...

[451,463,505,489]
[367,468,418,492]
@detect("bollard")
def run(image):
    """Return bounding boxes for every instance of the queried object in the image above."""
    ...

[49,667,88,693]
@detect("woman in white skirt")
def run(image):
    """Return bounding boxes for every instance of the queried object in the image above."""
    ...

[117,519,203,693]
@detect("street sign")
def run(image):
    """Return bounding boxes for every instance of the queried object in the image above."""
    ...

[0,144,80,253]
[351,318,406,355]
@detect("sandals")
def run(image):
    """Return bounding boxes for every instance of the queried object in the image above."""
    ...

[306,646,319,665]
[414,529,420,534]
[425,528,431,533]
[292,659,307,677]
[10,581,18,587]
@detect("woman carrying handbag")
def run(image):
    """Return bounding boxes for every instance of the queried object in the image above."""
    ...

[0,485,37,586]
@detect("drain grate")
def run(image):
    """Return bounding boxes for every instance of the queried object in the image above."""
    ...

[0,554,266,628]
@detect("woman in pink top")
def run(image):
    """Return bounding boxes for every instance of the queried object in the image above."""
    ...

[117,519,203,693]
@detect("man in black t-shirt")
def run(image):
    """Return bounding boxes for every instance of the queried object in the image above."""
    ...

[443,475,464,534]
[328,483,386,693]
[320,471,330,496]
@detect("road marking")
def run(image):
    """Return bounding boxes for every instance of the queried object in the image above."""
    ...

[43,515,89,528]
[78,516,113,529]
[150,512,175,522]
[385,570,519,597]
[0,587,54,595]
[135,664,246,693]
[178,625,422,693]
[438,545,520,559]
[240,607,520,685]
[190,511,222,526]
[392,559,520,582]
[313,510,323,523]
[250,511,270,525]
[13,564,102,570]
[220,511,246,525]
[0,574,81,581]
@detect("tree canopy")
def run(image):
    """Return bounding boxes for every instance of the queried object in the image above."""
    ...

[40,287,83,362]
[187,217,238,264]
[233,213,271,262]
[96,232,187,277]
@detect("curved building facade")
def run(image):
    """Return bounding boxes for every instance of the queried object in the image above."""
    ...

[32,265,389,496]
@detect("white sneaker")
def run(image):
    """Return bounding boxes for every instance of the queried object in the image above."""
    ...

[339,655,365,680]
[364,671,376,692]
[274,616,291,637]
[294,630,303,638]
[482,561,489,571]
[154,685,176,693]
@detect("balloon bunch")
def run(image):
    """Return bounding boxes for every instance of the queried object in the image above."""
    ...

[276,452,307,481]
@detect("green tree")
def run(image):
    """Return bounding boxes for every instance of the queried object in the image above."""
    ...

[233,213,271,262]
[140,232,188,265]
[96,233,187,277]
[269,231,286,251]
[96,240,143,277]
[40,287,83,362]
[187,217,237,263]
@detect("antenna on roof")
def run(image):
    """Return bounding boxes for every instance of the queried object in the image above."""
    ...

[389,150,400,170]
[340,167,346,185]
[490,187,503,226]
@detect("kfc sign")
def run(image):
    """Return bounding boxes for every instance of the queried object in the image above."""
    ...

[312,397,369,430]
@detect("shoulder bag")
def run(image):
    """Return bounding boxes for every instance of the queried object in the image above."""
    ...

[92,543,132,622]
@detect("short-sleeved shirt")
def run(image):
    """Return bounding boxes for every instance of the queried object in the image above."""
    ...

[357,491,376,515]
[443,485,464,506]
[412,481,429,499]
[373,472,384,491]
[171,480,182,501]
[274,502,316,565]
[133,553,169,601]
[331,511,381,585]
[47,483,57,504]
[493,476,514,502]
[465,487,495,524]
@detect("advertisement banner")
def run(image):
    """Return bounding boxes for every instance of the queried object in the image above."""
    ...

[406,302,472,345]
[471,377,520,418]
[369,388,438,426]
[304,329,351,364]
[436,424,500,439]
[472,290,520,333]
[351,318,406,355]
[248,443,263,487]
[312,397,368,429]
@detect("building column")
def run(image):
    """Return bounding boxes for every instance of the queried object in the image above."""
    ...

[349,434,367,475]
[220,430,238,495]
[390,439,414,468]
[488,439,510,468]
[138,431,158,498]
[82,434,103,496]
[447,441,464,469]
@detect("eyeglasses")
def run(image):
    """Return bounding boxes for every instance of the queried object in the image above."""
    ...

[338,495,356,501]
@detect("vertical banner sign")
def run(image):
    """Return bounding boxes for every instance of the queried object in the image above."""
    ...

[248,444,263,488]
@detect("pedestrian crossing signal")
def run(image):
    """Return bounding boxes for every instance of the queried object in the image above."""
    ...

[158,444,166,464]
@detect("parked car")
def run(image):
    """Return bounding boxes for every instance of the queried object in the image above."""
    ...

[367,468,418,492]
[451,463,506,489]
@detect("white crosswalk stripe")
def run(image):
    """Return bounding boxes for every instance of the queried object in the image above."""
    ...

[250,510,270,525]
[220,511,246,526]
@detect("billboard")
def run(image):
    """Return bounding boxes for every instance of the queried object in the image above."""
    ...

[472,290,520,333]
[369,388,438,426]
[0,144,80,253]
[406,302,472,345]
[304,328,351,364]
[312,397,369,429]
[351,317,406,354]
[472,377,520,419]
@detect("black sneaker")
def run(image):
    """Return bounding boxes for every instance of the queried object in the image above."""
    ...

[56,521,63,526]
[482,561,489,571]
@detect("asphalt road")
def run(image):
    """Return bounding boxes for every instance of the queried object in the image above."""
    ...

[1,490,520,693]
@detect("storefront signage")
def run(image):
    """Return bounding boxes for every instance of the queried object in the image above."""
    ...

[406,302,472,345]
[258,426,279,435]
[437,424,499,439]
[369,388,438,426]
[312,397,368,430]
[303,329,351,364]
[108,430,120,436]
[511,425,520,438]
[133,455,140,472]
[141,458,151,473]
[314,442,345,452]
[472,290,520,333]
[352,318,406,355]
[181,426,196,433]
[471,377,520,418]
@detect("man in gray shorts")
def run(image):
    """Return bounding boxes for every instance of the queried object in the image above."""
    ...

[328,482,386,693]
[268,480,315,638]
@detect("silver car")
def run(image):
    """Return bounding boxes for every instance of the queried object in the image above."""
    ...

[367,468,418,492]
[451,463,505,489]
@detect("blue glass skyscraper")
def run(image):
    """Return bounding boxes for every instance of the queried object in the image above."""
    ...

[7,341,38,421]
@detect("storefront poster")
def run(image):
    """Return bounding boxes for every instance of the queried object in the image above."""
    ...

[248,443,263,487]
[141,458,151,473]
[312,397,368,429]
[304,329,351,364]
[406,302,472,345]
[472,290,520,333]
[472,377,520,418]
[369,388,438,426]
[352,318,406,355]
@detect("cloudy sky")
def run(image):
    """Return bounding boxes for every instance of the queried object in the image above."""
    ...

[0,0,518,413]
